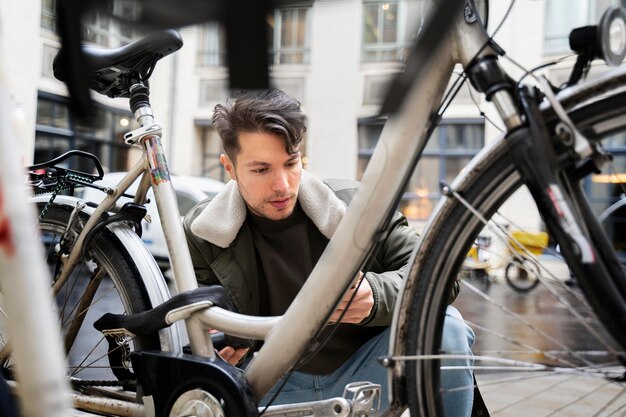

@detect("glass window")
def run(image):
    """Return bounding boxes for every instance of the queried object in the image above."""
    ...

[42,0,140,47]
[200,126,227,182]
[198,79,229,108]
[195,6,311,68]
[362,0,410,62]
[41,0,58,33]
[75,108,112,140]
[587,136,626,260]
[446,124,484,151]
[544,0,594,55]
[35,95,137,173]
[590,153,626,212]
[34,135,71,169]
[358,118,485,220]
[268,7,311,65]
[36,99,70,130]
[544,0,626,55]
[82,0,140,47]
[41,44,59,79]
[197,22,227,67]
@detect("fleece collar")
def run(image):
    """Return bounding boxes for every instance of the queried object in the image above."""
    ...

[190,170,346,248]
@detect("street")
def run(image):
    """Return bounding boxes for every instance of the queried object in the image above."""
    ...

[454,258,625,417]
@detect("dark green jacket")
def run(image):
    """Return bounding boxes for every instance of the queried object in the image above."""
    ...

[183,171,426,327]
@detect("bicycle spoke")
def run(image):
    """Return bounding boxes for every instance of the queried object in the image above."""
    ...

[461,280,598,367]
[69,327,137,380]
[57,259,90,329]
[62,267,106,352]
[72,338,136,379]
[464,319,618,371]
[69,334,109,378]
[544,380,618,417]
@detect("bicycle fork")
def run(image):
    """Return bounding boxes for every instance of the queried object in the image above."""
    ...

[505,85,626,350]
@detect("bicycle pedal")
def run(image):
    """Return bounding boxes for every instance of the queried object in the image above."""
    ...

[343,381,381,417]
[100,328,135,340]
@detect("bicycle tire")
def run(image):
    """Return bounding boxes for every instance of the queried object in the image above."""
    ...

[400,81,626,416]
[504,259,540,293]
[0,198,175,409]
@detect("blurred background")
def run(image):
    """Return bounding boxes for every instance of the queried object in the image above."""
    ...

[0,0,624,234]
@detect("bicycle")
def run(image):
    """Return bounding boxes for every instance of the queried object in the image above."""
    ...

[5,0,626,416]
[462,224,550,292]
[0,54,72,416]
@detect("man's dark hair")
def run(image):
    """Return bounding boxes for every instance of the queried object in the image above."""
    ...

[211,89,307,161]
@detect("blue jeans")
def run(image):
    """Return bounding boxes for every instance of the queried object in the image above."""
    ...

[259,306,475,417]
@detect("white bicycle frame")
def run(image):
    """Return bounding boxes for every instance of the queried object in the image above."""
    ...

[0,59,72,416]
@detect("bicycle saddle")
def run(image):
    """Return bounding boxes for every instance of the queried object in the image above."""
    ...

[53,30,183,98]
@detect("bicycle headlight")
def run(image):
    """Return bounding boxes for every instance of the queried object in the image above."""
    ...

[599,6,626,66]
[570,7,626,67]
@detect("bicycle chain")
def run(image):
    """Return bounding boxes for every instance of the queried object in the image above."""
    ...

[37,173,96,222]
[72,378,136,388]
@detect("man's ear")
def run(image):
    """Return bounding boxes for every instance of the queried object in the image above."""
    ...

[220,154,236,181]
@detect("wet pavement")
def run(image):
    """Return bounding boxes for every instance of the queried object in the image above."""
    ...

[452,256,626,417]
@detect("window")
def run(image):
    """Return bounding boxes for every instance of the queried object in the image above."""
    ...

[41,0,140,47]
[362,0,412,62]
[82,0,140,47]
[358,118,484,220]
[41,44,59,79]
[198,79,228,108]
[195,6,311,68]
[35,94,140,174]
[41,0,58,33]
[586,132,626,259]
[199,126,227,182]
[544,0,626,55]
[268,7,311,65]
[197,22,227,67]
[587,133,626,214]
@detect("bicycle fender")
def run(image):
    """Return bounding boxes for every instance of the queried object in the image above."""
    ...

[30,194,182,352]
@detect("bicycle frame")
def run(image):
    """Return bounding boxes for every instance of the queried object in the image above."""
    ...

[44,0,626,415]
[0,61,72,416]
[54,1,508,406]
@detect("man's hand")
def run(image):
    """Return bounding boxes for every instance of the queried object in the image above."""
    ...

[209,329,249,366]
[329,272,374,324]
[218,346,249,365]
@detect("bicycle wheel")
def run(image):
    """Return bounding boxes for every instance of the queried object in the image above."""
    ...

[400,81,626,416]
[0,198,173,407]
[504,258,541,293]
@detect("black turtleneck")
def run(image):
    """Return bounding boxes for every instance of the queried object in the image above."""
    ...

[247,202,383,374]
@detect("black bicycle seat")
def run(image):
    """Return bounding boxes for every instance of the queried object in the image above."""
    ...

[53,30,183,98]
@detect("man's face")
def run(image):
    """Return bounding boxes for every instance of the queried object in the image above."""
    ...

[221,131,302,220]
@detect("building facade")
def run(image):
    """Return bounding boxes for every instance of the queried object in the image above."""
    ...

[1,0,625,231]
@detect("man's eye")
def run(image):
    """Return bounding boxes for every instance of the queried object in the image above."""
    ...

[253,168,267,174]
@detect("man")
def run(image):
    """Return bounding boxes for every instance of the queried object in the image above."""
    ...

[183,89,475,416]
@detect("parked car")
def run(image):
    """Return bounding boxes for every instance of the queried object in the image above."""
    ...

[79,172,226,268]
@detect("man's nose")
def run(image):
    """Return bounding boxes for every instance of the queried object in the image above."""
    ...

[272,170,289,192]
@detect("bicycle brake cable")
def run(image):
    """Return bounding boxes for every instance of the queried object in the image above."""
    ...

[259,271,369,415]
